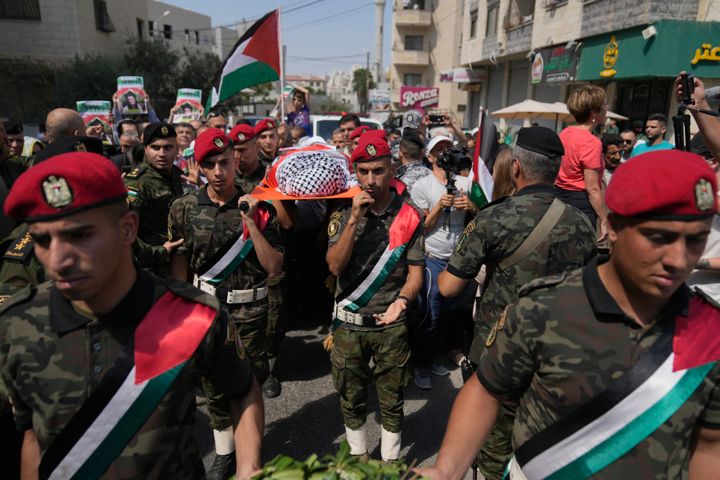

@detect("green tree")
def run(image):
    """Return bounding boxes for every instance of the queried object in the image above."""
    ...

[122,38,180,105]
[352,68,375,113]
[55,53,122,108]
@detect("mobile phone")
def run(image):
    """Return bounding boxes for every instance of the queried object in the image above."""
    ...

[429,114,445,124]
[681,73,695,105]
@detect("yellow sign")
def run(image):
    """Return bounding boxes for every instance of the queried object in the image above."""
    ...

[600,35,618,78]
[691,43,720,65]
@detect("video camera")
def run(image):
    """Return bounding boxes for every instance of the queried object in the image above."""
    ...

[436,146,472,176]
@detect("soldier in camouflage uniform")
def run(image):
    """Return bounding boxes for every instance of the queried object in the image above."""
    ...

[419,150,720,480]
[124,123,184,274]
[327,134,424,461]
[438,127,596,479]
[231,123,296,399]
[0,152,263,480]
[169,129,282,479]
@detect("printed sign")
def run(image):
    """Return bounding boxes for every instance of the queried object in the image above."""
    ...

[369,89,392,112]
[531,53,544,84]
[399,86,439,110]
[531,45,579,84]
[76,100,113,145]
[440,68,484,83]
[116,76,148,116]
[172,88,203,123]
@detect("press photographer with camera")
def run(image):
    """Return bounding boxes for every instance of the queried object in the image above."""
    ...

[409,136,478,390]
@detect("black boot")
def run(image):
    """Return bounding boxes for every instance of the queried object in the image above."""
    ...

[206,452,236,480]
[262,373,281,398]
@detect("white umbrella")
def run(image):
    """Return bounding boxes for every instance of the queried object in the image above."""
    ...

[492,100,572,121]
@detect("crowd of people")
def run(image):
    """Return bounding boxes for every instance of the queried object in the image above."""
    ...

[0,70,719,480]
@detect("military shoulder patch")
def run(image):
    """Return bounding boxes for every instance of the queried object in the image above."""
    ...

[455,220,476,253]
[126,186,140,203]
[328,211,343,238]
[486,305,511,348]
[3,232,34,262]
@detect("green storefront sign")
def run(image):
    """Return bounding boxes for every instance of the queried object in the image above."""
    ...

[577,20,720,81]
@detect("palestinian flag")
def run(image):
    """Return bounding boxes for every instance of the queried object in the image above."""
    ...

[207,9,281,110]
[469,107,500,208]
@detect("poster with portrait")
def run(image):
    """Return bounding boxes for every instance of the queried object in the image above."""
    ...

[76,100,114,145]
[116,76,149,116]
[172,88,203,123]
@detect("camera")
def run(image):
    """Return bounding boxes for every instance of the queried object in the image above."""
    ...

[681,72,695,105]
[428,114,445,128]
[436,146,472,175]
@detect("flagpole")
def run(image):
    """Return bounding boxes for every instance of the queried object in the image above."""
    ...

[278,7,285,122]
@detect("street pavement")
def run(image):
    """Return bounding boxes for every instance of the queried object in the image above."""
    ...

[199,311,475,477]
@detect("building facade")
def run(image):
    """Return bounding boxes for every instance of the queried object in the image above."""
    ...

[457,0,720,137]
[285,75,328,93]
[389,0,467,123]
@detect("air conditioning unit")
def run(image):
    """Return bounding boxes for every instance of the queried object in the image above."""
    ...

[642,25,657,40]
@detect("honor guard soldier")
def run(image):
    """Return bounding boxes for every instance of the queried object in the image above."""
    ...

[230,124,295,399]
[437,127,596,478]
[254,119,280,168]
[168,129,282,479]
[124,122,184,274]
[0,153,263,480]
[419,150,720,479]
[326,133,424,462]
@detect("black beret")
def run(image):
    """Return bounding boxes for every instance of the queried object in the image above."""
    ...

[143,122,176,146]
[516,126,564,158]
[3,119,23,135]
[34,136,104,163]
[401,129,425,150]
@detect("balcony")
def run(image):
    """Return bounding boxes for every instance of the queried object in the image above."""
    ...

[395,8,432,27]
[393,49,430,66]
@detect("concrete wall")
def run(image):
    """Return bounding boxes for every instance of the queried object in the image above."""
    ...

[147,1,213,54]
[580,0,699,38]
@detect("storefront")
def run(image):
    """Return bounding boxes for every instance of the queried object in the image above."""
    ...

[576,20,720,132]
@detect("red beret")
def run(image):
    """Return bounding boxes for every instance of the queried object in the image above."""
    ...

[229,124,255,144]
[4,152,126,222]
[194,128,231,163]
[349,126,370,140]
[350,132,391,165]
[606,150,717,220]
[254,118,277,136]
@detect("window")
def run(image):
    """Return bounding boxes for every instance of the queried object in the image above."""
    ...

[402,0,426,10]
[487,2,499,36]
[184,28,190,43]
[469,9,478,38]
[403,73,422,86]
[148,20,156,37]
[195,30,200,45]
[136,18,143,38]
[404,35,423,51]
[0,0,41,20]
[93,0,115,32]
[163,24,172,40]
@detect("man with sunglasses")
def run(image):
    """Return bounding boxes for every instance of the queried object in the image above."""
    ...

[619,129,636,162]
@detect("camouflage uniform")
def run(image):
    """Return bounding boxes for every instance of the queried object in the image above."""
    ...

[168,185,282,429]
[0,154,31,238]
[0,270,254,479]
[394,160,431,196]
[0,223,45,304]
[236,164,288,363]
[328,193,424,433]
[447,184,596,479]
[477,257,720,479]
[124,161,184,273]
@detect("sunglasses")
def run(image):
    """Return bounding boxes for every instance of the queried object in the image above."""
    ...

[622,140,634,145]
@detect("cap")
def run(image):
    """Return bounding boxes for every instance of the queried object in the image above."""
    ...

[143,122,176,146]
[4,152,127,222]
[229,124,256,145]
[427,135,453,153]
[34,136,104,164]
[350,133,391,165]
[606,150,717,220]
[515,126,564,158]
[401,129,425,151]
[3,119,22,135]
[194,128,232,163]
[255,118,277,136]
[349,126,371,140]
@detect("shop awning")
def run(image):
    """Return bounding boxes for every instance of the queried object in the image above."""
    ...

[577,20,720,81]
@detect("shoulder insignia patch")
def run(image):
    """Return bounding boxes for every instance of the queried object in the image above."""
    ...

[125,168,140,179]
[456,220,475,253]
[486,305,511,348]
[3,232,34,262]
[328,211,343,238]
[126,186,139,203]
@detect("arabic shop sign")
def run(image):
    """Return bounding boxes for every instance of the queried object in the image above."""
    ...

[691,43,720,65]
[440,68,485,83]
[576,20,720,81]
[399,86,439,110]
[530,45,579,84]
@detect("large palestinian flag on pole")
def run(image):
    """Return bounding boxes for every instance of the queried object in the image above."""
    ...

[468,107,500,208]
[207,9,281,110]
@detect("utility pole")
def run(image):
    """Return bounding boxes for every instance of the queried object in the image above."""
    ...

[365,50,370,113]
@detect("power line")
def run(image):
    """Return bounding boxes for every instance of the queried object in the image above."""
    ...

[284,2,374,31]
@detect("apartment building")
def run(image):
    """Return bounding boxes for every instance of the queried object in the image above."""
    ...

[389,0,467,122]
[459,0,720,133]
[286,75,328,93]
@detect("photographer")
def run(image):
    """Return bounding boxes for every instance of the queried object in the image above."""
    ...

[675,72,720,160]
[409,136,478,390]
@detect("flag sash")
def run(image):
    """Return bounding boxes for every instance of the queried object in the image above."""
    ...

[511,324,714,480]
[197,233,254,286]
[336,203,420,313]
[39,291,217,479]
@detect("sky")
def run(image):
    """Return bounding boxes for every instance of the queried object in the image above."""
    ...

[162,0,394,77]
